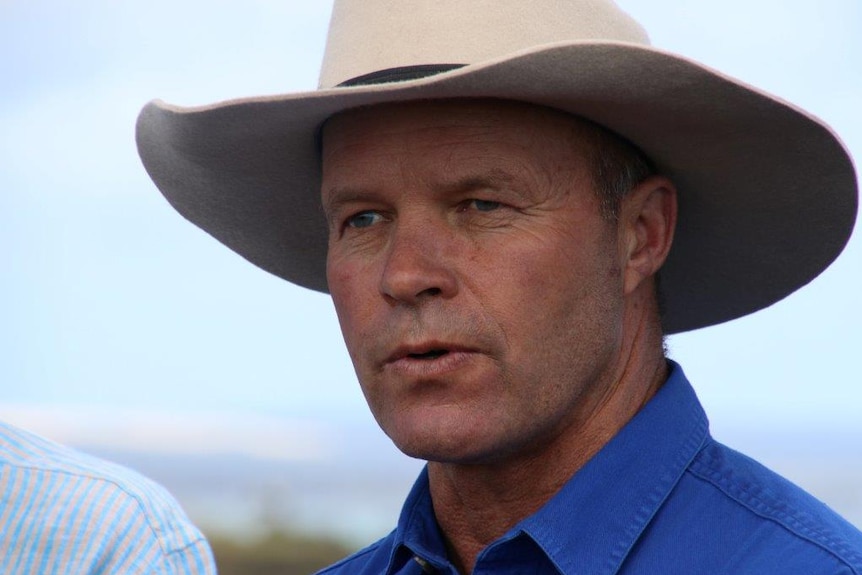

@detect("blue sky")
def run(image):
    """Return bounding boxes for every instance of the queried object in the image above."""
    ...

[2,0,860,452]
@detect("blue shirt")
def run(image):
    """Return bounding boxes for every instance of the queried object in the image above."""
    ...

[318,362,862,574]
[0,420,217,574]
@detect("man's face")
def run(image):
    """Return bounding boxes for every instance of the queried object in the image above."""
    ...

[321,100,629,465]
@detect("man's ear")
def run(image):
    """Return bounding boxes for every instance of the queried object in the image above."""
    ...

[619,175,677,296]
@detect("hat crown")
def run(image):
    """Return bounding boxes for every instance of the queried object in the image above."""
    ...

[319,0,650,88]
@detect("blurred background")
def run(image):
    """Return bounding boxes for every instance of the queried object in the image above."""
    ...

[2,1,860,572]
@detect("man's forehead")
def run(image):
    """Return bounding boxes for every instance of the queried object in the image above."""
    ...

[319,98,606,185]
[318,99,608,220]
[320,99,595,185]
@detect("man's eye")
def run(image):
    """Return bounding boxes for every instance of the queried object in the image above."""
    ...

[469,199,502,212]
[346,211,382,229]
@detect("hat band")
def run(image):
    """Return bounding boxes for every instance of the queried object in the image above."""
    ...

[337,64,465,87]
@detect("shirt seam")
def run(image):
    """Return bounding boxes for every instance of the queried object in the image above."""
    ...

[602,410,710,574]
[0,461,202,560]
[688,454,862,573]
[125,543,206,575]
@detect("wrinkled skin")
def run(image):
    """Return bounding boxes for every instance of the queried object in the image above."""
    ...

[322,99,673,465]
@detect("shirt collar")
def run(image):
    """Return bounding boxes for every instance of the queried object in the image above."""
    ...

[386,467,445,574]
[386,361,710,574]
[520,361,709,574]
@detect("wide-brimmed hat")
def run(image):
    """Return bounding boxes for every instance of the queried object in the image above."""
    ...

[136,0,857,334]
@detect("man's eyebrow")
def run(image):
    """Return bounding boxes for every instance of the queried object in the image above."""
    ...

[321,186,375,216]
[434,168,517,194]
[322,168,519,216]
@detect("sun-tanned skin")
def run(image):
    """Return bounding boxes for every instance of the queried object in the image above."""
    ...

[321,99,677,574]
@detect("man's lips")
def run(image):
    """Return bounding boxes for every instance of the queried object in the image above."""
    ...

[385,342,477,364]
[383,342,481,376]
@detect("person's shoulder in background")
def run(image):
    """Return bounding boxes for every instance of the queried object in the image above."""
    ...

[0,419,217,575]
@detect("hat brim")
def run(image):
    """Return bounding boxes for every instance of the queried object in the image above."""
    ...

[136,41,857,334]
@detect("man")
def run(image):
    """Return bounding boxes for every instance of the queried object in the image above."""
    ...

[136,0,861,573]
[0,419,217,574]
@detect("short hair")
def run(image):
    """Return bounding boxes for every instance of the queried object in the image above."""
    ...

[579,120,656,221]
[575,119,667,333]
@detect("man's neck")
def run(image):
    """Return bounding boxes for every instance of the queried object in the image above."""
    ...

[427,345,668,574]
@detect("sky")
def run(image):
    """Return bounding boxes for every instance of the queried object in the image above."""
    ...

[1,0,861,463]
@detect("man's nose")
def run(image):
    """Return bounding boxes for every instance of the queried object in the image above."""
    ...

[379,219,458,305]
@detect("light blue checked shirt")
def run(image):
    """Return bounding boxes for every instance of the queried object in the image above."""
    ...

[0,420,217,574]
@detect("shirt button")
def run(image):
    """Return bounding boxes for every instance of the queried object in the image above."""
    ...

[413,555,437,573]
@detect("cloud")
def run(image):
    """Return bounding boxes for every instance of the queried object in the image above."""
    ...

[0,403,336,461]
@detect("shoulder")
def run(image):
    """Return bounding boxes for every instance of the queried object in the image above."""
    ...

[678,438,862,573]
[0,420,216,574]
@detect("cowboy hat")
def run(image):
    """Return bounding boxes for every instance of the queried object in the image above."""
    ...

[135,0,857,334]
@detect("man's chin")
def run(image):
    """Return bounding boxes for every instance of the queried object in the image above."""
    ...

[374,403,529,465]
[387,427,518,467]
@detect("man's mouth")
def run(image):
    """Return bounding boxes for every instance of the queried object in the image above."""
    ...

[385,343,470,365]
[383,343,478,377]
[407,349,449,360]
